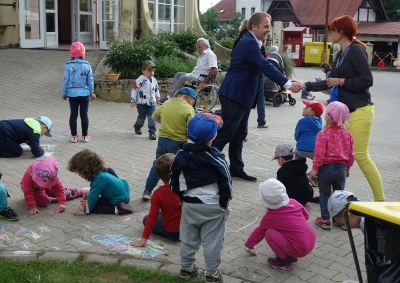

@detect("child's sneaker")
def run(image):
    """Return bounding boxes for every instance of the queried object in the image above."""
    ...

[267,256,293,271]
[82,135,90,142]
[206,270,223,282]
[333,221,347,230]
[70,135,78,143]
[114,203,133,215]
[135,128,142,135]
[179,264,198,280]
[0,207,19,221]
[315,217,331,230]
[142,189,151,201]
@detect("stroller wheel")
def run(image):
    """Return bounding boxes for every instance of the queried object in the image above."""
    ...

[289,98,296,106]
[272,93,282,107]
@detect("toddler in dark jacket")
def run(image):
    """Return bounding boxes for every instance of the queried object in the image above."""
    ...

[273,143,313,206]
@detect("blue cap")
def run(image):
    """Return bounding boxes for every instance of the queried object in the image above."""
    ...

[35,116,52,137]
[188,113,219,144]
[176,87,196,100]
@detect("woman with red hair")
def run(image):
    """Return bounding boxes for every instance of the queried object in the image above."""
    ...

[301,15,384,201]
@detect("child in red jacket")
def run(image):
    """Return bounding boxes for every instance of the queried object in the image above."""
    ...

[20,156,83,215]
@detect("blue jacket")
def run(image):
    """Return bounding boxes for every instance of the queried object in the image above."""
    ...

[170,143,232,207]
[0,119,44,157]
[294,116,322,152]
[62,59,94,98]
[219,32,289,110]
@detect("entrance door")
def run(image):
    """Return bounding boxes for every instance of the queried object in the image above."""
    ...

[19,0,46,48]
[98,0,119,49]
[72,0,94,44]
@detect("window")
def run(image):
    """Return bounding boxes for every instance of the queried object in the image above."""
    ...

[282,22,289,28]
[251,7,255,14]
[241,7,246,16]
[148,0,185,32]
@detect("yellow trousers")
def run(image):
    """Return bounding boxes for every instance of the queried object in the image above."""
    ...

[348,104,385,201]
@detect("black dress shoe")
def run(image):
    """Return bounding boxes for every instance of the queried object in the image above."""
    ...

[231,171,257,181]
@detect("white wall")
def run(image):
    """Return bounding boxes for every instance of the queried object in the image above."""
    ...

[236,0,273,18]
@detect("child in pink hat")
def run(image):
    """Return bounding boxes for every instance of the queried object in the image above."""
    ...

[20,156,83,215]
[309,101,355,230]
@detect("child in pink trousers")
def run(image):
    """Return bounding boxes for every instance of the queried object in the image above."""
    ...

[20,156,82,215]
[244,178,316,271]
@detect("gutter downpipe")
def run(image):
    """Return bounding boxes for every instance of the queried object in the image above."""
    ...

[135,0,143,39]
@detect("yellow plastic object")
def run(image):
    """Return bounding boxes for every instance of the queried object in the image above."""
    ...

[348,202,400,225]
[303,42,332,64]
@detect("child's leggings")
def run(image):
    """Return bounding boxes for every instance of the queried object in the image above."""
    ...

[266,229,311,259]
[69,95,90,136]
[34,188,82,207]
[348,104,384,201]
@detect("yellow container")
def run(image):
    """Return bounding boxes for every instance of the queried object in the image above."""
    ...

[348,202,400,225]
[304,42,332,64]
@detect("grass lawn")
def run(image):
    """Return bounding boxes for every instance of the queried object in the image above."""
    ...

[0,254,204,283]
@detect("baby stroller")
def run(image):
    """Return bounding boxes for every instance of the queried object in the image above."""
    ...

[264,53,296,107]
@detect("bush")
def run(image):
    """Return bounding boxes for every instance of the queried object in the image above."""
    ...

[155,56,196,79]
[218,37,235,50]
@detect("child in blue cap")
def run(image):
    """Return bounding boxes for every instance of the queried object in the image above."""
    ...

[170,113,231,282]
[142,87,196,200]
[0,116,52,157]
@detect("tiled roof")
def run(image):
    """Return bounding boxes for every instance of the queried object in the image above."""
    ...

[212,0,237,21]
[357,22,400,36]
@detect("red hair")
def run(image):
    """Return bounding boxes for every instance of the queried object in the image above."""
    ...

[330,15,366,49]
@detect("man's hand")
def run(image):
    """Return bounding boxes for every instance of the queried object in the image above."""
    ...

[289,81,303,93]
[198,81,206,89]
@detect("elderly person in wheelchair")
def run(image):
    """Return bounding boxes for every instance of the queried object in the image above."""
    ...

[165,38,218,100]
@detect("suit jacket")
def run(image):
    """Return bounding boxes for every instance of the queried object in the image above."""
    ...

[219,32,289,109]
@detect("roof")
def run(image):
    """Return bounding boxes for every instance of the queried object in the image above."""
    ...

[288,0,388,26]
[283,27,308,31]
[357,22,400,36]
[212,0,236,21]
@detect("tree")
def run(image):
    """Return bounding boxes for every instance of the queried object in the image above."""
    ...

[381,0,400,21]
[200,8,220,32]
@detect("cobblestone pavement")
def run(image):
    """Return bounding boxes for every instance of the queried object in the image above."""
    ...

[0,49,399,283]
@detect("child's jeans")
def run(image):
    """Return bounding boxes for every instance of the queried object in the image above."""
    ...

[69,95,90,136]
[134,104,156,134]
[318,162,347,220]
[143,213,179,239]
[145,138,184,193]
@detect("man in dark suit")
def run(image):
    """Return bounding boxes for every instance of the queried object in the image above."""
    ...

[212,12,303,181]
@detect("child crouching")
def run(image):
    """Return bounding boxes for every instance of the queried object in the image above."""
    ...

[245,179,316,271]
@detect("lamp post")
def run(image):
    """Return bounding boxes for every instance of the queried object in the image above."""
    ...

[321,0,330,63]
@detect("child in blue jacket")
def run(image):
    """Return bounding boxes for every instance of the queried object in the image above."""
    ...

[62,42,96,143]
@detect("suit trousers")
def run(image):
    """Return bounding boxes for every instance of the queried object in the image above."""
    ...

[212,96,250,174]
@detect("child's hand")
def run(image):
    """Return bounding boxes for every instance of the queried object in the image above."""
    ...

[90,93,96,100]
[62,96,67,100]
[156,98,160,104]
[347,170,350,177]
[56,204,66,214]
[245,247,257,256]
[73,209,85,216]
[40,145,48,152]
[130,102,136,109]
[130,238,147,247]
[308,170,318,179]
[29,208,40,215]
[80,198,88,207]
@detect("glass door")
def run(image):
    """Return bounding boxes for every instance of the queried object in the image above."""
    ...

[98,0,119,49]
[19,0,46,48]
[45,0,58,46]
[72,0,94,43]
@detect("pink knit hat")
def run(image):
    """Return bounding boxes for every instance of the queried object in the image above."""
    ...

[326,101,350,126]
[32,156,60,188]
[70,42,85,57]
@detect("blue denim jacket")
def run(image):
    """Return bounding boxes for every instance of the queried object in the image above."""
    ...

[62,59,94,98]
